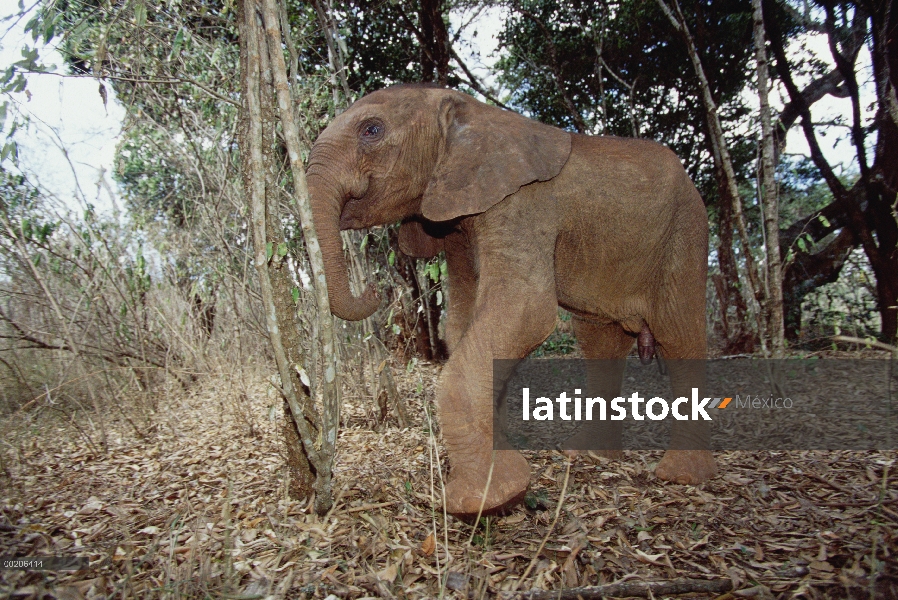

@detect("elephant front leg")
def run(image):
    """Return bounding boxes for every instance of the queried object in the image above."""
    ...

[437,271,558,516]
[443,233,477,355]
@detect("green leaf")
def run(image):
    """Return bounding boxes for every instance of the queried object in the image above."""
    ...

[277,242,288,257]
[43,14,61,43]
[391,323,400,335]
[291,286,299,304]
[436,290,442,306]
[388,249,395,266]
[818,214,830,228]
[1,141,15,162]
[359,234,368,252]
[133,0,146,26]
[169,28,185,61]
[265,241,274,261]
[797,237,806,252]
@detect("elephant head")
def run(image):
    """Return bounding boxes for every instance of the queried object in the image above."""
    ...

[306,85,572,321]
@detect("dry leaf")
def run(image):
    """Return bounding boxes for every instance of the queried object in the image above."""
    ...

[633,549,666,565]
[503,513,526,525]
[376,561,397,582]
[809,560,834,572]
[420,533,435,556]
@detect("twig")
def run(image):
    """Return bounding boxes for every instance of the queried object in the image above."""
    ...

[466,452,496,546]
[341,501,398,513]
[18,69,240,107]
[806,472,865,499]
[499,577,734,599]
[832,335,898,355]
[817,498,898,508]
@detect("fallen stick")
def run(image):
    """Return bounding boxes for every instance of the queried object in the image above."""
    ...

[498,577,734,599]
[342,501,398,513]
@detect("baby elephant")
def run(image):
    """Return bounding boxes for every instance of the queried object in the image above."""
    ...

[306,84,717,516]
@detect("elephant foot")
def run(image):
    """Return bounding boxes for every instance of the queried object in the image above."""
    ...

[444,450,530,517]
[655,450,717,485]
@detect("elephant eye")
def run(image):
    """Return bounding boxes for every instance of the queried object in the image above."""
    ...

[361,123,383,138]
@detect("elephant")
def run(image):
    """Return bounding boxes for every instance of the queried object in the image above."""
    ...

[306,84,718,516]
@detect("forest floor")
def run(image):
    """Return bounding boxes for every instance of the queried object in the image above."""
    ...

[1,355,897,599]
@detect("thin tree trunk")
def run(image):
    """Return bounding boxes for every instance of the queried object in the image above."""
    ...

[260,0,344,514]
[239,0,319,505]
[714,186,756,353]
[310,0,351,109]
[752,0,784,357]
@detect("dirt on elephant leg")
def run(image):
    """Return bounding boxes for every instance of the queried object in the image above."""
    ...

[444,449,530,517]
[654,449,718,484]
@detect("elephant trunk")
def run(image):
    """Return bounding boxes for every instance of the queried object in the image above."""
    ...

[308,173,380,321]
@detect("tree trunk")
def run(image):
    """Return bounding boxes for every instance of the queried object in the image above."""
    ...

[713,182,756,353]
[419,0,450,85]
[752,0,784,357]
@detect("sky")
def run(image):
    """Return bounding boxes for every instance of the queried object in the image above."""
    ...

[0,0,870,212]
[0,0,125,213]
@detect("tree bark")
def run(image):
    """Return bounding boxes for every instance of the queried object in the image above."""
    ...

[713,183,756,353]
[261,0,346,514]
[752,0,784,357]
[418,0,450,85]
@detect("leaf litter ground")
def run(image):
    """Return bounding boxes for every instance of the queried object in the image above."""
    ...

[1,359,896,599]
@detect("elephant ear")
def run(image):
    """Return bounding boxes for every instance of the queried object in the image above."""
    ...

[398,219,444,258]
[421,93,572,223]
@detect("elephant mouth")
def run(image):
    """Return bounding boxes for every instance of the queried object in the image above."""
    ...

[339,196,370,230]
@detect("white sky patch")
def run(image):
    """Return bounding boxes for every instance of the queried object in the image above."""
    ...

[0,0,125,213]
[449,4,508,97]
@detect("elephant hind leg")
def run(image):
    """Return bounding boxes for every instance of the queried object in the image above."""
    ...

[563,319,634,456]
[651,303,718,485]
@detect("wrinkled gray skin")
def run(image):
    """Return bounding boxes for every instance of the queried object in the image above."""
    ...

[307,84,717,516]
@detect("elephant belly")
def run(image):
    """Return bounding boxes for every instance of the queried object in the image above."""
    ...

[553,230,655,328]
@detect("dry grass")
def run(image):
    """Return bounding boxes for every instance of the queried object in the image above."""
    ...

[1,360,896,599]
